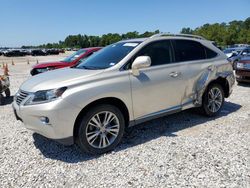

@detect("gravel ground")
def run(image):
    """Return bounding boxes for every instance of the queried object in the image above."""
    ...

[0,57,249,187]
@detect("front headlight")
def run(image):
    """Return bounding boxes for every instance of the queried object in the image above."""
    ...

[25,87,67,105]
[236,62,244,69]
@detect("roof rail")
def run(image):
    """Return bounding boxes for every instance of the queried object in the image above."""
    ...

[150,33,206,40]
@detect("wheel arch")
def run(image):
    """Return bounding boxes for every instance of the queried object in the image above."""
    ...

[206,76,230,98]
[73,97,130,140]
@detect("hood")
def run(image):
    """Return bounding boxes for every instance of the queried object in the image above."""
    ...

[33,61,68,68]
[21,68,104,92]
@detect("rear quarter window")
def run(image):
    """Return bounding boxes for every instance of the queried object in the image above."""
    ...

[204,46,218,59]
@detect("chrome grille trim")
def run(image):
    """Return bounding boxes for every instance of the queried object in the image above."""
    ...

[16,90,30,105]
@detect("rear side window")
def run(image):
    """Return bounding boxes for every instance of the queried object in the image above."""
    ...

[204,46,217,58]
[136,40,173,66]
[173,40,206,62]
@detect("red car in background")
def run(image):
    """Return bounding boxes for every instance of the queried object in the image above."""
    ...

[235,55,250,83]
[30,47,102,75]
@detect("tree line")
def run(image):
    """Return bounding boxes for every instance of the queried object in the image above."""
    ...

[29,17,249,49]
[181,17,250,47]
[36,30,160,49]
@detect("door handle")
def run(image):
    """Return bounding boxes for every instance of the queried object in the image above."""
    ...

[169,71,181,78]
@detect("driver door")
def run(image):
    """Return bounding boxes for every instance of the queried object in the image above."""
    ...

[130,40,186,121]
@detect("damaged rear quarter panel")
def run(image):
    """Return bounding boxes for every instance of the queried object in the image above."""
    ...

[182,58,234,107]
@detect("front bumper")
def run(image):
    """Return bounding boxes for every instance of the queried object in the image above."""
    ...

[12,97,81,145]
[235,70,250,83]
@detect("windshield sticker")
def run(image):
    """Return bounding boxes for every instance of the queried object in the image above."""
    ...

[109,62,115,66]
[123,43,139,47]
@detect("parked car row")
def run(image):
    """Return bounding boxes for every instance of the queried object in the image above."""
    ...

[0,48,65,57]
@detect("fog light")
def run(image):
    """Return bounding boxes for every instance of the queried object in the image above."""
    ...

[40,117,50,124]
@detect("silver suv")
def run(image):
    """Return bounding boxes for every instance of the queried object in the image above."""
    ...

[13,34,235,154]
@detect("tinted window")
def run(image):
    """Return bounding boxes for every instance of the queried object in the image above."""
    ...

[173,40,206,62]
[205,46,217,58]
[135,40,173,66]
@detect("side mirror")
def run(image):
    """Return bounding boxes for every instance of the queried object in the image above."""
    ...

[131,56,151,76]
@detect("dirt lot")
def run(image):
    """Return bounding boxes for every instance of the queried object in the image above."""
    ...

[0,54,249,187]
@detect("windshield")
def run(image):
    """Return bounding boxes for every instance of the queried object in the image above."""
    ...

[62,49,87,63]
[76,42,140,69]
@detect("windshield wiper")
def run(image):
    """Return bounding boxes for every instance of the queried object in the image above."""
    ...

[79,66,104,70]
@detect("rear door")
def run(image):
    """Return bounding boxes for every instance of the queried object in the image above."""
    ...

[171,39,218,105]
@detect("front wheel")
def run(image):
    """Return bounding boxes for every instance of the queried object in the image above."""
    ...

[201,83,224,117]
[77,104,125,154]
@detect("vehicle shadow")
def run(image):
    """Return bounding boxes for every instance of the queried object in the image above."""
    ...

[33,101,241,163]
[237,82,250,88]
[1,96,14,105]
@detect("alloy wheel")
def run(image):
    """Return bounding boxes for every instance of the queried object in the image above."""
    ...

[85,111,120,149]
[207,87,223,113]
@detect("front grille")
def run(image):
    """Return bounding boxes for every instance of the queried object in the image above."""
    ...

[16,90,29,105]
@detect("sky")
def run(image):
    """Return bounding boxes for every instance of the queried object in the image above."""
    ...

[0,0,249,47]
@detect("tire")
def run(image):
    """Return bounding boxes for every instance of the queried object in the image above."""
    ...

[4,88,10,98]
[77,104,125,155]
[233,61,237,70]
[0,94,4,105]
[201,83,224,117]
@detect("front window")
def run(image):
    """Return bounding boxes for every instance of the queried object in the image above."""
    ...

[62,49,87,63]
[76,42,140,70]
[133,40,173,66]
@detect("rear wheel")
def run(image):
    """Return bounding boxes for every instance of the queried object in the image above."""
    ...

[201,83,224,117]
[77,104,125,154]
